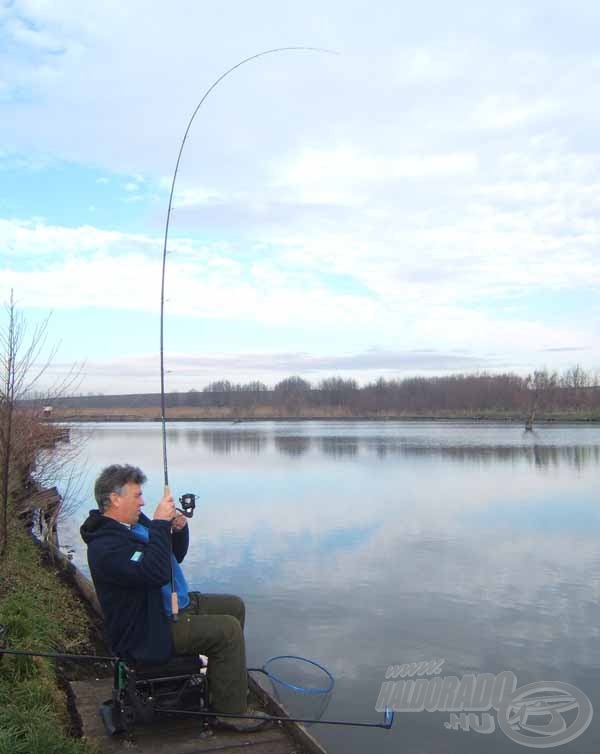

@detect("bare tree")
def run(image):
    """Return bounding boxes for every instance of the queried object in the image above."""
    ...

[0,293,17,557]
[0,292,81,557]
[524,368,559,427]
[318,377,358,408]
[274,376,312,413]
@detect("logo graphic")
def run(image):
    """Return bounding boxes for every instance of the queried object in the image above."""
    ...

[376,661,593,748]
[497,681,593,748]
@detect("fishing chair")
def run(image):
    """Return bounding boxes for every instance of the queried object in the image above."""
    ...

[100,654,210,735]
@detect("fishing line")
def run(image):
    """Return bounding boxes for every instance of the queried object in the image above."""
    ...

[159,45,338,488]
[158,46,337,618]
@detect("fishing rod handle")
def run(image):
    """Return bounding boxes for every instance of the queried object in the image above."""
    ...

[164,484,180,620]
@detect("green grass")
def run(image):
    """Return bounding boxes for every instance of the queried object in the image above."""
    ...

[0,522,93,754]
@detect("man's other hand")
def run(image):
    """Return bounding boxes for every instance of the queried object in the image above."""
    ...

[172,513,188,530]
[153,492,176,521]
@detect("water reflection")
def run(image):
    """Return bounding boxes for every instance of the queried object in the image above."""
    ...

[320,436,359,458]
[183,429,600,470]
[370,442,600,470]
[61,421,600,754]
[171,423,600,470]
[185,429,202,447]
[274,435,312,457]
[201,429,267,455]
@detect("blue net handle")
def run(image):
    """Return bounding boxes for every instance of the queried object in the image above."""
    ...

[261,654,335,695]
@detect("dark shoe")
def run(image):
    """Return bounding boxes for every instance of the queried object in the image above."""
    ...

[215,709,271,732]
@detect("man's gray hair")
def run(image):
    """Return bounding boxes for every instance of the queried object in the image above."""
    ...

[94,464,147,512]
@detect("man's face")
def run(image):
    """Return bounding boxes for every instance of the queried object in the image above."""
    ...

[110,482,144,525]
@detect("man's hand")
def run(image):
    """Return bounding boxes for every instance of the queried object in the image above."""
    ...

[172,513,188,530]
[153,492,177,522]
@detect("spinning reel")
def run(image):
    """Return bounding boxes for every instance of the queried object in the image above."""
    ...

[177,493,196,518]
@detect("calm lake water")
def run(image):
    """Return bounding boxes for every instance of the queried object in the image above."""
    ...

[60,420,600,754]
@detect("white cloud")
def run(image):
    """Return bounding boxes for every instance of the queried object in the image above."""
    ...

[472,96,557,130]
[5,15,65,53]
[473,180,600,205]
[0,217,157,257]
[276,148,478,204]
[2,204,598,367]
[0,221,380,329]
[498,150,600,181]
[172,186,226,207]
[3,0,600,391]
[397,46,468,84]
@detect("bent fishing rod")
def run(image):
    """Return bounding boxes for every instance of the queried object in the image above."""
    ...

[158,46,337,617]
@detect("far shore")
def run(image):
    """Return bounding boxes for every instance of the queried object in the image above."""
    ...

[47,407,600,424]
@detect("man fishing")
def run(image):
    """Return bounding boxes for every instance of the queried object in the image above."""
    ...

[80,463,267,732]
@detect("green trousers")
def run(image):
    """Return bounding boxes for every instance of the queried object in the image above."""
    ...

[170,592,247,714]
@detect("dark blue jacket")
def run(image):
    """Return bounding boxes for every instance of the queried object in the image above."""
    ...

[80,510,189,663]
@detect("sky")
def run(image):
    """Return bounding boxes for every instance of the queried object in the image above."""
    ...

[1,0,600,395]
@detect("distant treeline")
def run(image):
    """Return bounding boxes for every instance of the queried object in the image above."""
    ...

[44,366,600,415]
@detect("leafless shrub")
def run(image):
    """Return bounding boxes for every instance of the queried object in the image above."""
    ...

[0,292,84,557]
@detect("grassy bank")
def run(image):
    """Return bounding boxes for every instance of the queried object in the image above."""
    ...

[0,520,95,754]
